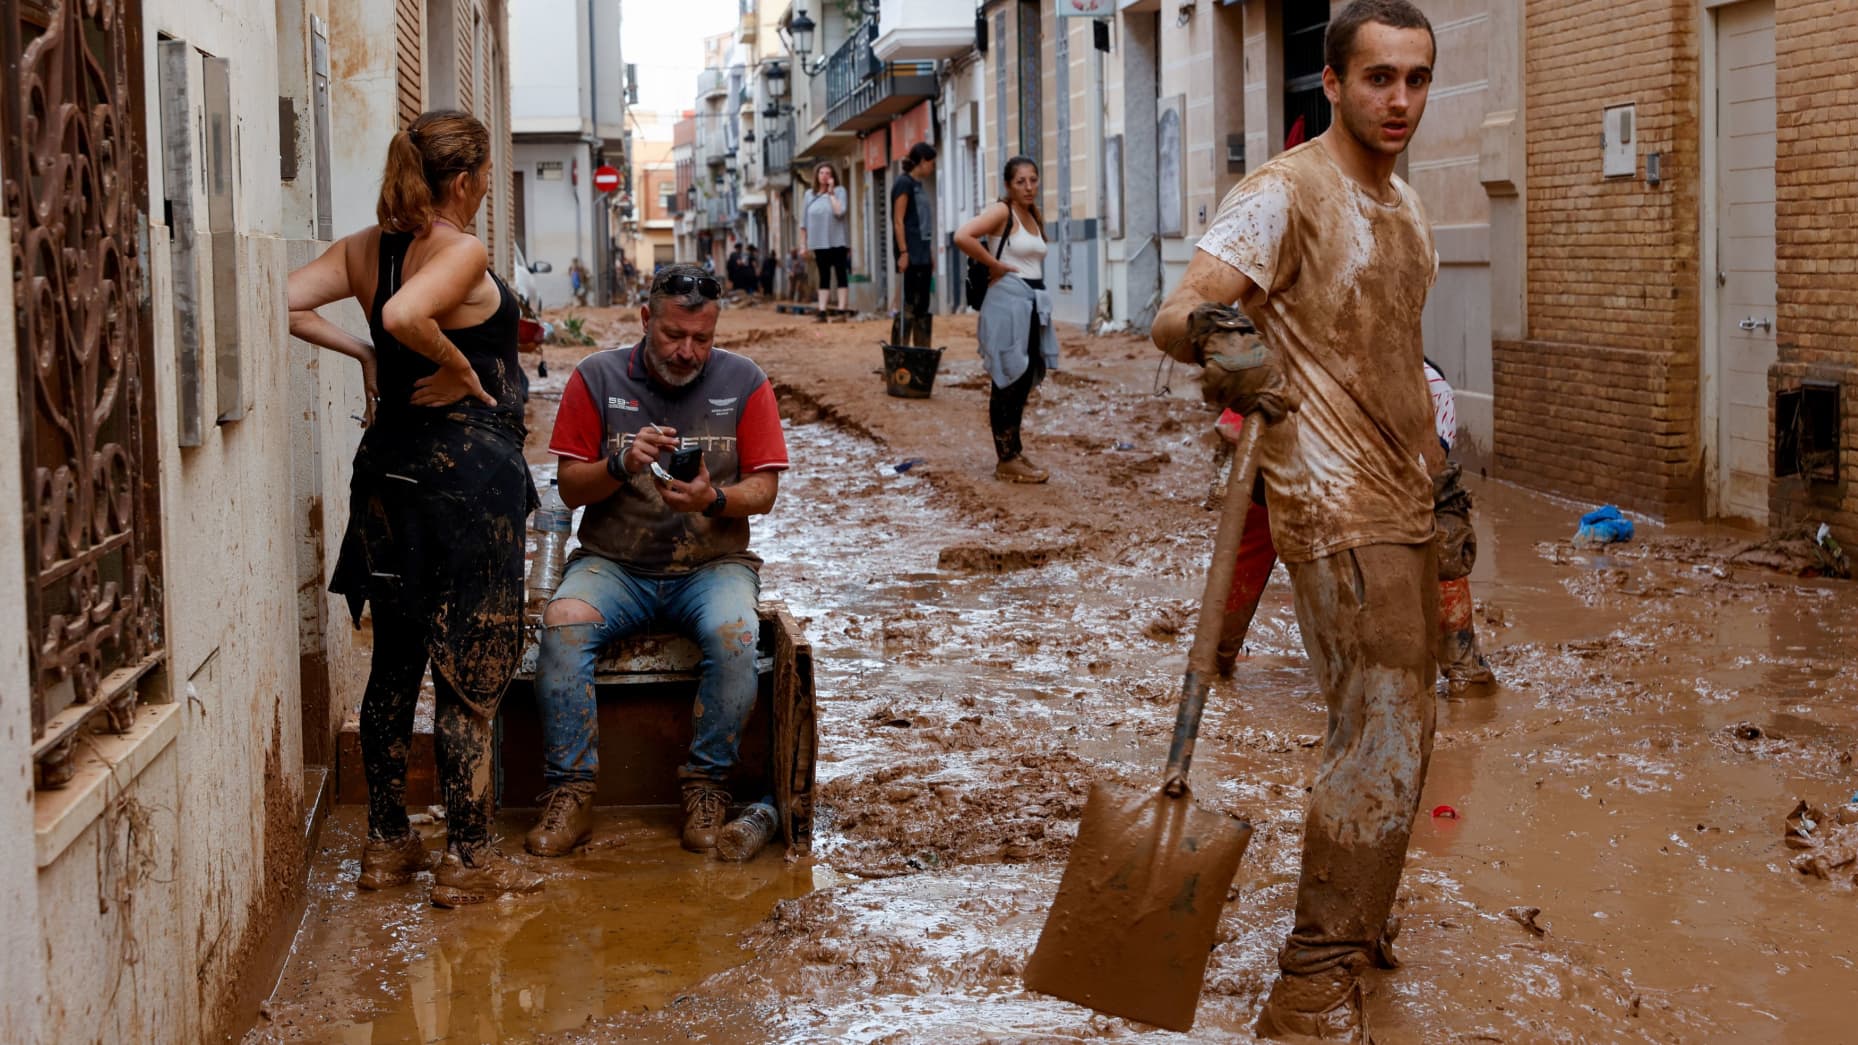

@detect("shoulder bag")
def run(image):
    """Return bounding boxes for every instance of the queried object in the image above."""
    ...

[964,208,1015,311]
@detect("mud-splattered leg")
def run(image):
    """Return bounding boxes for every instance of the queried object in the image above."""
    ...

[665,562,763,783]
[1277,541,1438,976]
[432,673,495,857]
[989,347,1046,463]
[537,556,655,787]
[1437,575,1495,689]
[360,608,430,841]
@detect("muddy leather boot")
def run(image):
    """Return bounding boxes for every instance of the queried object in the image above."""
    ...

[525,783,596,857]
[430,847,545,908]
[1442,629,1496,692]
[994,456,1050,484]
[1254,966,1372,1043]
[358,832,435,890]
[681,782,732,853]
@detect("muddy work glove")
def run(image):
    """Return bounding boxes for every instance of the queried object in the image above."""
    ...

[1433,461,1477,581]
[1199,343,1298,424]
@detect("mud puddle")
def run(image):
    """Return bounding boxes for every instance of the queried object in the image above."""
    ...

[253,417,1858,1043]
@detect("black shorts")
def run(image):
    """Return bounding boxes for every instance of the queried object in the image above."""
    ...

[814,247,851,290]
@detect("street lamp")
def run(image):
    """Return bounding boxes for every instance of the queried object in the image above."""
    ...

[789,9,815,62]
[784,8,827,77]
[765,60,789,100]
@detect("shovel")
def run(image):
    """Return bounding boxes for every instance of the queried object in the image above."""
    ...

[1022,413,1264,1032]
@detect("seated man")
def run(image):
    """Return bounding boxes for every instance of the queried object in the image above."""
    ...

[527,264,790,857]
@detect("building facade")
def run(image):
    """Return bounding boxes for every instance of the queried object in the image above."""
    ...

[1494,0,1855,543]
[623,108,681,275]
[511,0,626,308]
[0,0,512,1040]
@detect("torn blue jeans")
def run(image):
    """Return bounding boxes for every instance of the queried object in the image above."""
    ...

[538,555,761,785]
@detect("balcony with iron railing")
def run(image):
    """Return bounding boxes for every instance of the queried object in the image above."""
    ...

[825,18,937,133]
[699,67,728,101]
[762,117,794,178]
[739,0,757,41]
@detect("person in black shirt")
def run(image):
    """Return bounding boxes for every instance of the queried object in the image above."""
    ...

[890,142,938,347]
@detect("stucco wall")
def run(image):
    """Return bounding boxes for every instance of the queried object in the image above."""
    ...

[0,212,51,1045]
[3,2,316,1040]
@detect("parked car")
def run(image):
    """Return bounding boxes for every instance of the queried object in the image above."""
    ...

[513,244,552,313]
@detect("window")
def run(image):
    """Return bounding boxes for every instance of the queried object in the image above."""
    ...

[659,182,676,213]
[1282,0,1330,147]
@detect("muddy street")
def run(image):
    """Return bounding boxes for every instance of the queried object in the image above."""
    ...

[250,307,1858,1044]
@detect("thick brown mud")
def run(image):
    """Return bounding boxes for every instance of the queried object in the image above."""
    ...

[250,307,1858,1043]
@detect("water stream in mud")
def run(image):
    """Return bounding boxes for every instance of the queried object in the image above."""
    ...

[250,419,1858,1044]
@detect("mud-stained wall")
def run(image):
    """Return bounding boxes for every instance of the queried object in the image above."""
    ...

[327,0,401,239]
[1495,0,1701,518]
[286,238,371,769]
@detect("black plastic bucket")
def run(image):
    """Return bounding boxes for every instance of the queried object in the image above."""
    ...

[881,344,943,399]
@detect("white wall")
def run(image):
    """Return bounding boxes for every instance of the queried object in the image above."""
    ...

[512,0,584,127]
[517,140,599,306]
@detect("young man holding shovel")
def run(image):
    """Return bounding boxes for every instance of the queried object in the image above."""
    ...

[1152,0,1446,1038]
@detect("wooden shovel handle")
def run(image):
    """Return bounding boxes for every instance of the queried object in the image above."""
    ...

[1164,413,1265,795]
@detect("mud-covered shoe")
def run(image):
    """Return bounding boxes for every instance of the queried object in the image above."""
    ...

[1254,967,1372,1043]
[1442,628,1497,692]
[994,456,1050,484]
[358,832,434,890]
[681,783,732,852]
[525,783,596,857]
[430,847,545,908]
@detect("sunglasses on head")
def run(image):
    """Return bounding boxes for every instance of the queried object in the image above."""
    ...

[652,273,723,300]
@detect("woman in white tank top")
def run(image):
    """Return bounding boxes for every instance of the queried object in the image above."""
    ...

[955,157,1056,484]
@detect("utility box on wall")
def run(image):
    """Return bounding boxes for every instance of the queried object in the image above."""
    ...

[1603,104,1636,178]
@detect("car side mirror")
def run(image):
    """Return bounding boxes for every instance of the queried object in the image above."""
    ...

[530,260,553,274]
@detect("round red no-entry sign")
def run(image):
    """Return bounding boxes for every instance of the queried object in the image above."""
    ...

[592,165,622,194]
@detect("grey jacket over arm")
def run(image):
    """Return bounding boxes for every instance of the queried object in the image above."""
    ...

[975,274,1059,388]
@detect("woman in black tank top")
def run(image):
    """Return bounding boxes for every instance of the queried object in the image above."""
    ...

[285,110,543,906]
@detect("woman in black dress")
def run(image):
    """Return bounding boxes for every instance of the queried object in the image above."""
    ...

[286,110,544,907]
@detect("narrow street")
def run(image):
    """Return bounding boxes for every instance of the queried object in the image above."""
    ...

[247,306,1858,1043]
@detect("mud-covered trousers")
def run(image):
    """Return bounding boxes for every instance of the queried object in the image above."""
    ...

[893,265,934,347]
[989,280,1047,462]
[538,555,762,786]
[361,607,497,854]
[1278,541,1438,976]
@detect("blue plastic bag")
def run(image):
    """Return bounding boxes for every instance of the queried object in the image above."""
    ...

[1573,504,1634,546]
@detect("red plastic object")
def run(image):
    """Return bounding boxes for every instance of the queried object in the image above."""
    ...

[1430,804,1459,820]
[517,316,545,348]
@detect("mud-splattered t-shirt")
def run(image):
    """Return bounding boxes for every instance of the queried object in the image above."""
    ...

[1198,142,1439,563]
[551,343,789,576]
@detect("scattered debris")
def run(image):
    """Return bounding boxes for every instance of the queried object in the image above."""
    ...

[1784,800,1858,883]
[1503,906,1547,937]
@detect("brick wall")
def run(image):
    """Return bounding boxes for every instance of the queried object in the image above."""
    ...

[1770,0,1858,540]
[1497,0,1702,517]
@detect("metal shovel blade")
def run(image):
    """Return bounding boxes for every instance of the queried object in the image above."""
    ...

[1022,778,1253,1032]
